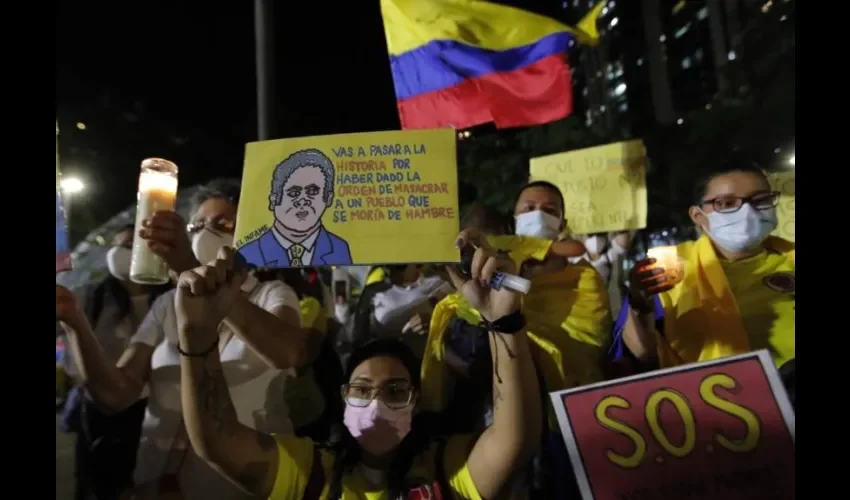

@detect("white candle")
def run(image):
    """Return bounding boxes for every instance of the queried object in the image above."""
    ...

[130,158,179,285]
[647,245,685,286]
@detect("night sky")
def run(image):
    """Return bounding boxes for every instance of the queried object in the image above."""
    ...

[55,0,572,234]
[57,1,400,230]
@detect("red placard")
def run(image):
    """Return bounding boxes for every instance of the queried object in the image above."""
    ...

[551,351,795,500]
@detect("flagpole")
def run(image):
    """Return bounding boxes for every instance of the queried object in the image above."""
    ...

[254,0,275,140]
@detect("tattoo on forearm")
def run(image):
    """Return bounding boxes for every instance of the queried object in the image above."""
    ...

[197,360,239,436]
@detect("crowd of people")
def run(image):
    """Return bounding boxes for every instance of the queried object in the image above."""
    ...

[55,160,795,499]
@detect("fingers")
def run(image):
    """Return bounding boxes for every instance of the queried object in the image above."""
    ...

[455,228,492,252]
[139,211,185,245]
[468,247,515,286]
[470,247,488,281]
[178,247,239,296]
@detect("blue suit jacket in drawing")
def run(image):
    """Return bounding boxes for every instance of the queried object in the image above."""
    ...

[238,226,353,267]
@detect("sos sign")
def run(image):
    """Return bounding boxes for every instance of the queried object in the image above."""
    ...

[551,351,795,500]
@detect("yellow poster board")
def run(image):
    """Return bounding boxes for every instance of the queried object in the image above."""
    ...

[234,129,460,268]
[530,140,648,234]
[767,170,794,242]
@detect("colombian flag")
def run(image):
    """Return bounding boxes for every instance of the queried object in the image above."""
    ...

[381,0,603,130]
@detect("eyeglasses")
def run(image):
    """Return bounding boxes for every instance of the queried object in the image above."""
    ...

[186,218,236,235]
[341,383,414,410]
[699,191,780,214]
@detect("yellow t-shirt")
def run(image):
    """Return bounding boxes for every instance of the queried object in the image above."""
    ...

[487,234,552,269]
[655,236,795,368]
[268,435,482,500]
[301,297,328,334]
[720,251,795,366]
[420,235,611,423]
[365,267,387,286]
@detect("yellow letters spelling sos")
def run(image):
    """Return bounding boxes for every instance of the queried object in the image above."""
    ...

[594,374,761,469]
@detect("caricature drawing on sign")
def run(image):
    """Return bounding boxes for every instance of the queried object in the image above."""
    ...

[239,148,353,267]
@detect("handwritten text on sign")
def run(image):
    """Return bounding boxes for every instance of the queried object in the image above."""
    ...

[234,129,460,268]
[551,352,795,500]
[767,171,794,242]
[530,140,648,234]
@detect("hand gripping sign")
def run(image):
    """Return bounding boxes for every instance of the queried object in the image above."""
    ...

[550,351,795,500]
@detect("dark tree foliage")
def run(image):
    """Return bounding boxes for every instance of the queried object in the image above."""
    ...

[457,116,607,214]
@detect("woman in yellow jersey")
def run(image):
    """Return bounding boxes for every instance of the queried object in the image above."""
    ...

[173,242,541,500]
[622,163,794,369]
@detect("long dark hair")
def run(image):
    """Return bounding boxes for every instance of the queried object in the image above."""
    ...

[326,340,439,500]
[89,225,172,325]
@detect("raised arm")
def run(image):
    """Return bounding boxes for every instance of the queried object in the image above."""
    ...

[57,285,152,411]
[223,282,309,370]
[179,323,279,498]
[175,248,283,498]
[447,232,542,499]
[623,257,673,362]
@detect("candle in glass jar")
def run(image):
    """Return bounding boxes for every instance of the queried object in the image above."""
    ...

[646,246,685,286]
[130,158,179,285]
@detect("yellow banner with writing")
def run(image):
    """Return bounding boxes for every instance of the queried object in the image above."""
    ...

[767,170,794,242]
[234,129,460,268]
[530,140,648,234]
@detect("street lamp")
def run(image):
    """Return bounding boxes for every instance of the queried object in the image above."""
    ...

[788,154,795,166]
[60,177,85,195]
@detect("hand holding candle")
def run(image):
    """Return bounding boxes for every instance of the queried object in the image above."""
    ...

[628,246,683,310]
[646,246,685,287]
[130,158,179,285]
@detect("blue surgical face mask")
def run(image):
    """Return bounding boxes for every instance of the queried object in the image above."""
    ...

[515,210,561,240]
[703,204,778,252]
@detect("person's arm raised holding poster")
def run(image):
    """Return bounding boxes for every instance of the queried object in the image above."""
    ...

[239,149,353,268]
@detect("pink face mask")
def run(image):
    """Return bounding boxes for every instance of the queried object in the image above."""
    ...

[343,399,413,456]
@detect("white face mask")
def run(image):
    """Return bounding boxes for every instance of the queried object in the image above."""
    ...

[584,235,608,255]
[703,204,777,253]
[106,246,132,281]
[191,228,234,266]
[515,210,562,240]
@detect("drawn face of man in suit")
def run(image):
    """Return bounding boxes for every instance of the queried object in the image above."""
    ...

[274,164,331,234]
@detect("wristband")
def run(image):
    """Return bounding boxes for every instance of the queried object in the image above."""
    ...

[177,339,219,358]
[481,310,526,335]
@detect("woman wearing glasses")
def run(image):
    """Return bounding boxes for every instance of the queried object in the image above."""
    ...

[621,162,794,369]
[57,179,309,499]
[173,235,541,499]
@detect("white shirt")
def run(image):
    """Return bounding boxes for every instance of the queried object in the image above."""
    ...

[372,276,449,327]
[129,278,300,499]
[272,226,320,266]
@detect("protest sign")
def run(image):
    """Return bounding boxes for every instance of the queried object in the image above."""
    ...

[234,129,460,268]
[767,170,794,242]
[56,123,71,273]
[530,140,647,234]
[551,351,795,500]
